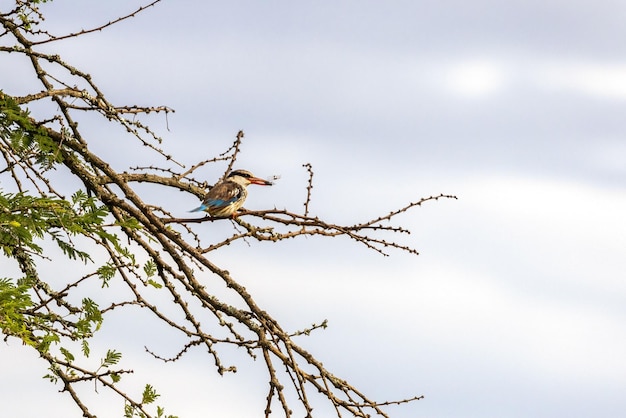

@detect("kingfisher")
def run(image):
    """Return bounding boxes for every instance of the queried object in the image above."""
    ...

[189,169,273,217]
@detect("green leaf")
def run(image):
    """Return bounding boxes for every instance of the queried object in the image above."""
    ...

[59,347,75,363]
[81,339,90,357]
[147,279,162,289]
[74,298,103,338]
[97,262,117,287]
[102,349,122,367]
[143,259,157,278]
[116,216,142,230]
[124,402,134,418]
[0,277,35,345]
[141,384,160,404]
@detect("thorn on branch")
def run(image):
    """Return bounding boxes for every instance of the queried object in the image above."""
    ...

[29,0,164,46]
[302,163,314,217]
[290,320,329,337]
[144,340,202,363]
[223,130,244,176]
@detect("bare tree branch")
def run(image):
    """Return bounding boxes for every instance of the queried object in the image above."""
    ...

[0,3,456,417]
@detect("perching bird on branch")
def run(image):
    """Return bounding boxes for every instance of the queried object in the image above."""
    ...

[190,169,273,217]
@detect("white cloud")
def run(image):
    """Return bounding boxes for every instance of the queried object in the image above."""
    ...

[439,55,626,101]
[460,174,626,290]
[587,139,626,173]
[444,59,507,98]
[537,61,626,99]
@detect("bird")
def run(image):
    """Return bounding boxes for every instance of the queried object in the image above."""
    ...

[189,169,273,217]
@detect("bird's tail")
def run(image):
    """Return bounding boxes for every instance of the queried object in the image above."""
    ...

[189,205,206,213]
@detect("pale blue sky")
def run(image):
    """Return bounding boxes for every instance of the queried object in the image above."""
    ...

[1,1,626,417]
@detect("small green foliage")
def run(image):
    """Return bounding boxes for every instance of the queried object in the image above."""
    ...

[0,190,116,264]
[0,277,34,345]
[144,259,163,288]
[147,279,162,289]
[14,1,52,30]
[59,347,75,363]
[97,262,117,287]
[74,298,103,337]
[1,92,62,170]
[43,364,61,384]
[0,100,120,366]
[123,402,134,418]
[49,233,93,263]
[117,216,142,230]
[0,95,150,415]
[143,259,157,278]
[117,245,136,266]
[142,384,160,404]
[38,332,60,353]
[81,339,90,357]
[101,349,122,368]
[157,406,178,418]
[123,385,178,418]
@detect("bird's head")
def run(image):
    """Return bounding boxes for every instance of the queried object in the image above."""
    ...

[227,169,274,186]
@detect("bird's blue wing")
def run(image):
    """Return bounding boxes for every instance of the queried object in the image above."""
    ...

[203,182,242,207]
[190,181,243,213]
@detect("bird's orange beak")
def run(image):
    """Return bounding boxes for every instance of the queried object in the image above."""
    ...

[250,177,273,186]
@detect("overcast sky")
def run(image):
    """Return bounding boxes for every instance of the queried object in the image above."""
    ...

[2,1,626,417]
